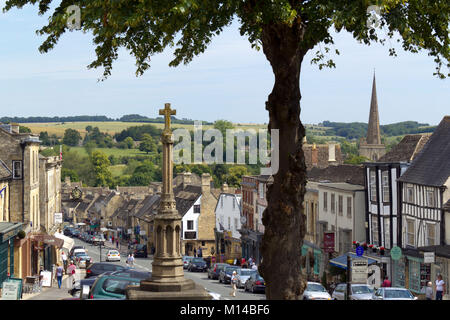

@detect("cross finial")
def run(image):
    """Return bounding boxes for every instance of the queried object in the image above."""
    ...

[159,103,176,131]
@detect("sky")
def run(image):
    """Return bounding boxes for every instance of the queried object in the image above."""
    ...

[0,3,448,126]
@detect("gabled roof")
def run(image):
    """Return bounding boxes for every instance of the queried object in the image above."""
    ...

[398,116,450,187]
[76,194,95,212]
[307,164,365,186]
[133,194,160,218]
[173,184,202,217]
[377,134,431,163]
[0,160,12,180]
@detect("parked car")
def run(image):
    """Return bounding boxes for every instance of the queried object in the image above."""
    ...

[236,268,257,289]
[182,256,195,269]
[132,244,148,258]
[69,276,105,296]
[109,269,151,280]
[106,250,121,262]
[92,234,105,246]
[69,248,87,261]
[372,287,418,300]
[332,283,374,300]
[219,265,240,284]
[71,229,80,238]
[74,252,92,269]
[69,246,85,258]
[187,258,208,272]
[207,263,229,280]
[85,262,129,279]
[302,282,332,300]
[244,272,266,293]
[88,275,141,299]
[64,227,74,237]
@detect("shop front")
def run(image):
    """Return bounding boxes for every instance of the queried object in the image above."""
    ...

[0,222,23,287]
[30,233,64,273]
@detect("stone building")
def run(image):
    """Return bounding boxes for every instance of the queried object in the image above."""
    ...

[303,142,342,170]
[39,155,62,234]
[359,73,386,161]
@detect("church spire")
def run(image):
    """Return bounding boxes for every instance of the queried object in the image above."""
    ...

[367,71,382,145]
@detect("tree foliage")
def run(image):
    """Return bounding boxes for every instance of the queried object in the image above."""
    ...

[62,128,82,146]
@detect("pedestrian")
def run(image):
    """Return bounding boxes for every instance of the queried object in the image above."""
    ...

[39,266,44,291]
[61,251,68,273]
[381,276,391,287]
[425,281,433,300]
[127,254,135,268]
[230,271,238,297]
[193,248,197,258]
[67,260,76,289]
[116,239,119,249]
[55,263,64,289]
[241,257,246,268]
[248,257,253,266]
[198,247,202,258]
[251,262,258,271]
[435,274,446,300]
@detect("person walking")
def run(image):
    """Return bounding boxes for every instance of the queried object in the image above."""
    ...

[381,276,391,287]
[425,281,433,300]
[127,254,135,268]
[67,260,77,290]
[61,251,68,273]
[230,271,238,297]
[435,274,446,300]
[251,262,258,271]
[55,263,64,289]
[198,247,202,258]
[193,248,197,258]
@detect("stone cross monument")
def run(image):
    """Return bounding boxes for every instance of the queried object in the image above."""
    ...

[126,103,211,300]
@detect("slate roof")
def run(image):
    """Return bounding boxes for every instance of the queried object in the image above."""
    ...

[173,184,202,217]
[377,134,431,163]
[88,195,106,214]
[76,194,94,212]
[303,144,343,170]
[307,164,365,186]
[398,116,450,187]
[133,194,160,219]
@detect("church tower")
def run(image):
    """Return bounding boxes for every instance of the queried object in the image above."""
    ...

[359,72,386,161]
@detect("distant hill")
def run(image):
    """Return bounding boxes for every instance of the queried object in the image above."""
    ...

[321,120,436,140]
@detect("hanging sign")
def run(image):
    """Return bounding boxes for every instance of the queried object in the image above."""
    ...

[424,252,435,264]
[351,258,368,284]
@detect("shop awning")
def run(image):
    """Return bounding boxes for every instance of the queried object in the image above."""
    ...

[54,232,74,252]
[30,234,64,248]
[329,252,378,270]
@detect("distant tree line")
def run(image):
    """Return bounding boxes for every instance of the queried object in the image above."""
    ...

[321,120,436,140]
[0,114,212,125]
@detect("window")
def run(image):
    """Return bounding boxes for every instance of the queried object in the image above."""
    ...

[193,204,200,213]
[427,224,436,246]
[406,219,415,246]
[406,186,414,203]
[12,161,22,179]
[323,192,328,212]
[347,197,352,218]
[426,189,435,207]
[103,279,139,294]
[382,171,390,202]
[232,198,236,210]
[384,219,390,247]
[338,195,343,216]
[370,171,377,202]
[259,184,264,199]
[330,193,335,214]
[372,217,379,245]
[187,220,194,230]
[234,218,238,230]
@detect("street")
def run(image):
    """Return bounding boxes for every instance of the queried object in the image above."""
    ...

[32,237,266,300]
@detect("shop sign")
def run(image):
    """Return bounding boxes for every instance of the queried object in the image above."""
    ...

[390,246,402,260]
[54,213,63,224]
[1,281,20,300]
[139,230,146,236]
[424,252,435,264]
[351,258,368,284]
[323,232,335,253]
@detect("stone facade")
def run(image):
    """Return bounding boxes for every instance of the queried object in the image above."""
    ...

[39,155,62,233]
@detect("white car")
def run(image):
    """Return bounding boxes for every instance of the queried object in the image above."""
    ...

[106,250,121,262]
[372,287,418,300]
[302,282,332,300]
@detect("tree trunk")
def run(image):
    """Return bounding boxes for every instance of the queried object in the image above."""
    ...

[259,22,309,300]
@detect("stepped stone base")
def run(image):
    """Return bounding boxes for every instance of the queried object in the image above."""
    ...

[126,279,212,300]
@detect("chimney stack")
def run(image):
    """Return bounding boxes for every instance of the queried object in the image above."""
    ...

[10,123,20,134]
[328,144,336,162]
[201,173,211,194]
[182,171,192,189]
[311,143,318,167]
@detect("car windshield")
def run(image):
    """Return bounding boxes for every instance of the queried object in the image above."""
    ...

[108,251,119,255]
[74,252,86,256]
[352,286,372,294]
[240,270,256,276]
[385,289,413,299]
[225,267,239,273]
[192,258,204,263]
[307,283,326,292]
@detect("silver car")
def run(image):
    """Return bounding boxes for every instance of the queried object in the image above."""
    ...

[236,268,257,289]
[302,282,332,300]
[372,287,418,300]
[332,283,374,300]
